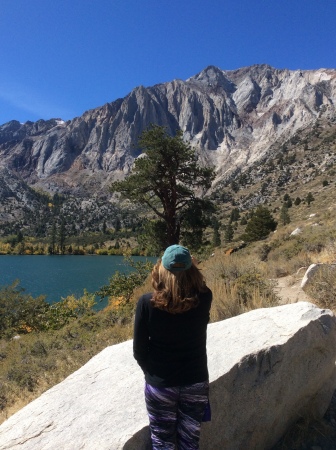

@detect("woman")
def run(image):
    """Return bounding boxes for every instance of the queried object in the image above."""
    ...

[133,244,212,450]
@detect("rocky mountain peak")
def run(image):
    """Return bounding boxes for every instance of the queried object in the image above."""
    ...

[0,64,335,196]
[188,65,236,94]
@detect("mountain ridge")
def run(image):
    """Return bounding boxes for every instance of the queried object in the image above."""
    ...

[0,64,335,198]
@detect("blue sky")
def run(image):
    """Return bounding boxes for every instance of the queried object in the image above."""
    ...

[0,0,335,125]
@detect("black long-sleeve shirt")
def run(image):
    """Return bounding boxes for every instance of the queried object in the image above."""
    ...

[133,289,212,387]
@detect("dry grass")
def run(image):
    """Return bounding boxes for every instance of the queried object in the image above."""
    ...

[2,202,336,434]
[0,315,133,424]
[202,250,279,322]
[303,265,336,311]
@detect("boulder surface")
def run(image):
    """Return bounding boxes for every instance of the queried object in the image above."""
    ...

[301,263,336,289]
[0,302,335,450]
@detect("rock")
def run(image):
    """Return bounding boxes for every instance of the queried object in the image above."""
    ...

[301,264,321,289]
[1,65,336,195]
[301,263,336,289]
[0,302,335,450]
[291,227,302,236]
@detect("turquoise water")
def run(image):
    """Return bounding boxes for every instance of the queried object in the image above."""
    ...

[0,255,156,310]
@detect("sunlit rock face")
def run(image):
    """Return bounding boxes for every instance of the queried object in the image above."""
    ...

[0,302,335,450]
[0,65,335,193]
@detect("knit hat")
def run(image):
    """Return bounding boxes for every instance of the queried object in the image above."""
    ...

[162,245,192,272]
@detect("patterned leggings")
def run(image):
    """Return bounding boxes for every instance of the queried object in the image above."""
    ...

[144,381,209,450]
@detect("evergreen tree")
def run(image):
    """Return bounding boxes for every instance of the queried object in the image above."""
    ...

[137,219,167,255]
[306,192,314,206]
[294,197,301,206]
[230,208,240,223]
[224,223,234,242]
[243,206,277,242]
[114,217,121,232]
[280,204,291,225]
[230,180,239,193]
[102,220,107,234]
[59,219,66,255]
[240,216,248,226]
[211,218,221,247]
[111,125,215,246]
[283,193,292,208]
[49,221,57,255]
[17,231,24,243]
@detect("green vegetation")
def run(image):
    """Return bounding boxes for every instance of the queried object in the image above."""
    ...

[0,282,96,338]
[0,258,152,423]
[1,117,336,449]
[242,206,277,242]
[96,256,154,309]
[280,204,291,226]
[111,125,215,249]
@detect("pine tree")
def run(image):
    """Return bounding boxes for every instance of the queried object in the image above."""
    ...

[111,125,215,246]
[212,218,221,247]
[243,206,277,242]
[280,204,291,225]
[59,219,66,255]
[50,221,57,254]
[306,192,314,206]
[230,208,240,222]
[224,223,234,242]
[102,220,107,234]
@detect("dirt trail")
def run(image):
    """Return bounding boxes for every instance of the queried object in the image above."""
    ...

[273,275,312,304]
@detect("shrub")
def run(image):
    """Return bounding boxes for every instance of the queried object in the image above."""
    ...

[304,266,336,310]
[204,253,279,322]
[243,206,277,242]
[7,365,39,392]
[0,282,50,337]
[258,244,271,261]
[96,256,153,306]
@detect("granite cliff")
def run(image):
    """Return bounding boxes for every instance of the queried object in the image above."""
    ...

[1,64,335,196]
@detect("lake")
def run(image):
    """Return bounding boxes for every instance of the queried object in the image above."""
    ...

[0,255,157,310]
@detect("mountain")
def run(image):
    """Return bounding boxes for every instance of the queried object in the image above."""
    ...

[1,64,335,197]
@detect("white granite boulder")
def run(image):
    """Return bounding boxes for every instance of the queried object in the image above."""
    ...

[301,263,336,289]
[0,302,336,450]
[290,227,302,236]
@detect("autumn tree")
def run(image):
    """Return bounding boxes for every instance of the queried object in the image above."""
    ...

[111,125,215,247]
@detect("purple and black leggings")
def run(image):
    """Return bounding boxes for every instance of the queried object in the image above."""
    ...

[144,380,209,450]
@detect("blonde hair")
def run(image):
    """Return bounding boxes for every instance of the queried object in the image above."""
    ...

[151,259,208,314]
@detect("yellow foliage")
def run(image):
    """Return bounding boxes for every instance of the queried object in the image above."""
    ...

[60,291,96,313]
[106,296,126,310]
[19,324,34,333]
